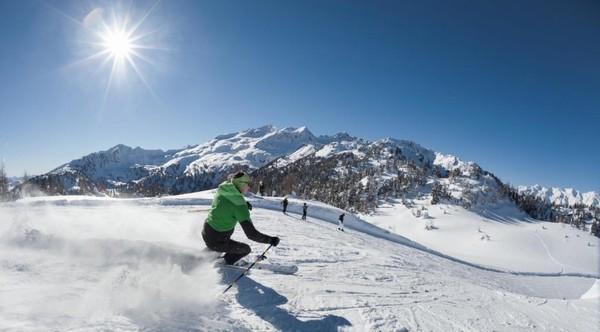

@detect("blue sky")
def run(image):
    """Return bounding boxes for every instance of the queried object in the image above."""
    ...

[0,0,598,192]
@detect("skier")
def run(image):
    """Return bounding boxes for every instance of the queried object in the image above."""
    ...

[301,202,308,220]
[592,221,599,238]
[259,181,265,196]
[338,213,345,231]
[202,171,280,265]
[282,196,289,214]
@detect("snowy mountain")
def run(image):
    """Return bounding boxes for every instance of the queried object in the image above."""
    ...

[126,126,361,196]
[11,125,599,225]
[14,126,362,197]
[254,136,507,214]
[0,192,597,331]
[11,145,179,197]
[518,185,599,207]
[50,144,180,185]
[162,125,327,176]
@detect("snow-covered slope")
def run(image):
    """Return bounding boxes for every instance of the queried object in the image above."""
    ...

[519,185,599,207]
[0,194,598,331]
[364,198,598,275]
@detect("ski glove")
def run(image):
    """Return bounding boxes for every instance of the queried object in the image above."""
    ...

[269,236,280,247]
[247,201,253,211]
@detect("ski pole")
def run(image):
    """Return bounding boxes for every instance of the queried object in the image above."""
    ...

[223,244,273,294]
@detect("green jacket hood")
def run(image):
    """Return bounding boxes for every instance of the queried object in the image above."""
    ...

[205,181,251,232]
[218,181,247,206]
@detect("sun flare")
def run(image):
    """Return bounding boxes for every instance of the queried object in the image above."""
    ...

[69,4,165,102]
[102,28,133,59]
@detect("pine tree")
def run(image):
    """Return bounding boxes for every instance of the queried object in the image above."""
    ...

[0,162,8,201]
[431,183,441,205]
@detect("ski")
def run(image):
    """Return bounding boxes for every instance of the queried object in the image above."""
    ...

[251,262,298,275]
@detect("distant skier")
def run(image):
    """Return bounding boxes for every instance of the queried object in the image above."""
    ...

[259,181,265,196]
[282,196,289,214]
[592,221,599,238]
[302,203,308,220]
[202,171,280,265]
[338,213,345,231]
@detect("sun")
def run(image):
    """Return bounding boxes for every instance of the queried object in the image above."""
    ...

[92,19,152,100]
[64,3,166,103]
[101,28,133,60]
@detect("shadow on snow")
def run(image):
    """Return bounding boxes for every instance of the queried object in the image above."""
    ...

[221,271,352,331]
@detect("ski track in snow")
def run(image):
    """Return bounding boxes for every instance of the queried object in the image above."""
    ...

[532,230,573,274]
[0,197,598,331]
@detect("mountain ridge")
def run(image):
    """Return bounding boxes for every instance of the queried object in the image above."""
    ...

[9,125,599,225]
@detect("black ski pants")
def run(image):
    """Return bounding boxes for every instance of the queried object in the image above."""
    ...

[202,222,251,265]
